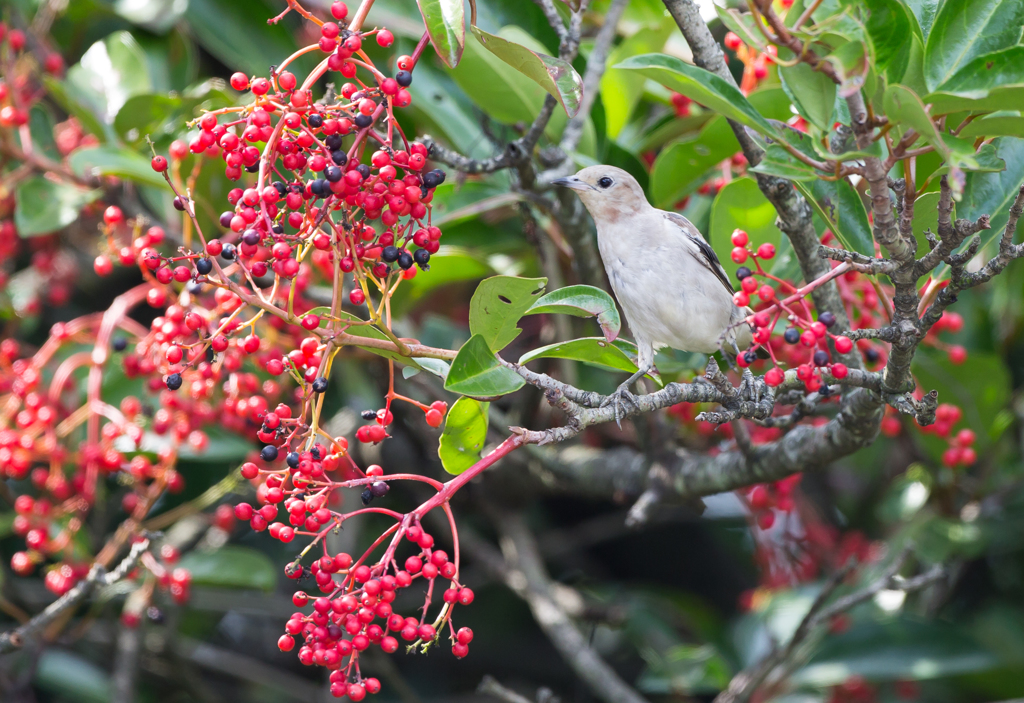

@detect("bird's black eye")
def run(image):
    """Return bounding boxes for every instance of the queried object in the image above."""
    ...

[597,176,613,189]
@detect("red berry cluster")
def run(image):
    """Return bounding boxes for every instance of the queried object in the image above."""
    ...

[235,449,475,696]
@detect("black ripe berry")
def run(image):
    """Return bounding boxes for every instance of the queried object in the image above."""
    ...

[370,481,390,497]
[312,377,328,393]
[286,452,300,468]
[221,243,237,260]
[356,164,371,179]
[242,229,261,245]
[361,489,374,506]
[325,134,343,150]
[784,327,800,344]
[331,150,347,165]
[397,251,414,270]
[173,196,186,211]
[113,337,128,352]
[819,311,836,328]
[413,249,430,266]
[354,113,373,129]
[865,347,880,363]
[381,246,400,263]
[308,113,323,128]
[273,181,287,195]
[166,373,182,391]
[813,350,830,366]
[261,445,279,462]
[361,409,377,420]
[196,258,213,275]
[736,266,752,280]
[325,166,342,182]
[219,211,233,227]
[743,351,757,364]
[395,70,412,87]
[422,169,445,188]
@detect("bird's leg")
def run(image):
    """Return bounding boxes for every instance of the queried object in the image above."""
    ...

[739,368,759,404]
[600,366,650,427]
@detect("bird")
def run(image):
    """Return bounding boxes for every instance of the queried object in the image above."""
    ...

[553,165,753,421]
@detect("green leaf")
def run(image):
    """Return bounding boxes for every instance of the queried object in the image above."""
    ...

[519,337,638,374]
[912,349,1010,447]
[437,397,489,475]
[418,0,465,68]
[849,0,914,81]
[923,0,1024,93]
[114,93,201,143]
[933,46,1024,97]
[184,0,302,77]
[469,276,547,351]
[910,191,954,262]
[714,6,765,52]
[779,60,837,131]
[178,545,277,591]
[614,54,780,138]
[601,26,672,138]
[904,0,939,39]
[824,40,870,98]
[958,114,1024,139]
[709,178,782,281]
[14,177,101,237]
[650,118,735,208]
[749,144,820,181]
[444,334,526,397]
[525,284,621,342]
[795,178,875,257]
[926,86,1024,116]
[65,31,153,124]
[793,618,1001,686]
[391,245,493,313]
[68,145,169,188]
[470,25,583,117]
[35,650,111,703]
[957,136,1024,251]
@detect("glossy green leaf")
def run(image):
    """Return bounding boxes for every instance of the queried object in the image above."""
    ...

[933,46,1024,97]
[184,0,303,77]
[418,0,465,68]
[926,86,1024,116]
[913,349,1010,447]
[470,26,583,117]
[794,618,1000,686]
[709,178,782,281]
[391,245,493,312]
[525,284,621,343]
[519,337,638,374]
[957,136,1024,250]
[35,650,111,703]
[65,31,153,124]
[469,276,547,352]
[650,118,734,208]
[68,145,169,188]
[749,144,820,181]
[42,75,113,142]
[614,54,780,138]
[795,178,875,257]
[601,26,672,138]
[904,0,939,39]
[923,0,1024,93]
[14,177,101,237]
[178,545,277,591]
[779,60,836,131]
[958,114,1024,139]
[847,0,914,81]
[438,397,490,475]
[824,40,870,98]
[631,112,715,153]
[444,334,526,397]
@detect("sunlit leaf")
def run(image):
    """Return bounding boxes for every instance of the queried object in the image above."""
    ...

[468,276,547,352]
[417,0,465,68]
[519,337,638,374]
[438,397,489,474]
[525,284,621,342]
[923,0,1024,93]
[69,145,169,188]
[444,334,525,397]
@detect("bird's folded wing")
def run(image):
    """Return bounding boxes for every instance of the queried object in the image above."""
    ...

[662,211,734,295]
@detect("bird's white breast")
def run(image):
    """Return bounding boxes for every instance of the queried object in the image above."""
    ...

[595,211,740,354]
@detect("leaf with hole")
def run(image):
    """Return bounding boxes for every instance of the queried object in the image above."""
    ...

[524,285,620,342]
[469,276,547,352]
[438,397,490,475]
[444,334,525,397]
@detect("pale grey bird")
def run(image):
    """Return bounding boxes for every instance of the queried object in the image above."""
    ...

[553,165,753,420]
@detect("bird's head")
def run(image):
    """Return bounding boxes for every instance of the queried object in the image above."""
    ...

[552,166,648,223]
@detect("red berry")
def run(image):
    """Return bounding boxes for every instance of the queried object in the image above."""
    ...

[765,367,784,386]
[724,31,742,50]
[731,229,749,246]
[151,156,168,172]
[948,345,967,365]
[377,29,394,48]
[834,335,853,354]
[830,363,848,379]
[731,246,748,264]
[756,243,776,260]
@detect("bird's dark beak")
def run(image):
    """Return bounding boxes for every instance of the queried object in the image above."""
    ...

[552,176,594,192]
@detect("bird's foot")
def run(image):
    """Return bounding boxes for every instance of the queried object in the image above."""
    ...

[739,369,761,404]
[601,384,641,428]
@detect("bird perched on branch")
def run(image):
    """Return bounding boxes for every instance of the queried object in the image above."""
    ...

[554,165,753,421]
